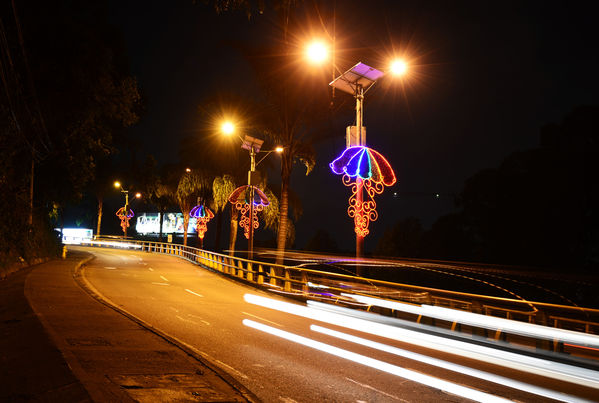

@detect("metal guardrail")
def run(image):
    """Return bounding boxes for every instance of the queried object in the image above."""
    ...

[86,238,599,347]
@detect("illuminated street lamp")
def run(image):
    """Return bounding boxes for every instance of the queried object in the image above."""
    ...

[221,121,283,259]
[307,42,406,268]
[114,181,141,238]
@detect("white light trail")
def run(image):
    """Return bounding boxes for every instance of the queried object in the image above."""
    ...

[243,319,510,403]
[244,294,599,389]
[90,240,142,249]
[312,325,586,403]
[342,293,599,348]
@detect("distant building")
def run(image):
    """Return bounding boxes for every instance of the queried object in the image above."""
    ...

[135,213,197,235]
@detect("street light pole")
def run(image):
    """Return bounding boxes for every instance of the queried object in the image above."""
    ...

[248,146,256,260]
[355,84,365,261]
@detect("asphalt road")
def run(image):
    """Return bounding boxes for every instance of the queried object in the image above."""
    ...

[73,246,599,402]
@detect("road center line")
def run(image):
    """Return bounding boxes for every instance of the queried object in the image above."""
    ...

[104,266,117,270]
[151,282,169,286]
[185,288,204,297]
[148,267,154,271]
[242,311,284,327]
[160,275,169,282]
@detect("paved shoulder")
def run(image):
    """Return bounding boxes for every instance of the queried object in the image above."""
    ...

[17,250,254,402]
[0,261,91,401]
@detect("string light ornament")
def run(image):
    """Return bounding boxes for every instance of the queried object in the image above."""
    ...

[115,207,134,234]
[190,204,214,239]
[330,146,396,237]
[228,185,270,239]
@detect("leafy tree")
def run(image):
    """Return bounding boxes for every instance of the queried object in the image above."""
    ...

[176,169,212,246]
[212,174,237,253]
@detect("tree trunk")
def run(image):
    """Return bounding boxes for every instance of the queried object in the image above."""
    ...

[276,154,292,264]
[228,205,238,256]
[214,209,223,252]
[96,196,103,237]
[158,210,164,242]
[183,212,189,246]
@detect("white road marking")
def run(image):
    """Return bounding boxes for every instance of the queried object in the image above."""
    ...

[176,315,198,325]
[185,289,204,297]
[151,282,169,286]
[346,377,407,402]
[142,262,148,265]
[201,320,210,326]
[104,266,117,270]
[214,359,248,379]
[148,267,154,271]
[160,275,169,282]
[242,311,284,327]
[169,306,179,313]
[279,397,298,403]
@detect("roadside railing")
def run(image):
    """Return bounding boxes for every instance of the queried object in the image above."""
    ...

[86,238,599,355]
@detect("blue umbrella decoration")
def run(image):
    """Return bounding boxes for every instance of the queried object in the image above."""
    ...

[228,185,270,239]
[190,204,214,241]
[330,146,397,237]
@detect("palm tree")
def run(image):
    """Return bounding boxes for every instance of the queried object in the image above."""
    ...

[212,174,237,254]
[176,169,212,246]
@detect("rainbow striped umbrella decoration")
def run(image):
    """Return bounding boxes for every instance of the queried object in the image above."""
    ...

[330,146,397,237]
[228,185,270,239]
[190,205,214,240]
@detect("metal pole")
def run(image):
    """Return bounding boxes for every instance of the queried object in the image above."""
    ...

[355,85,364,273]
[248,148,256,260]
[124,190,129,239]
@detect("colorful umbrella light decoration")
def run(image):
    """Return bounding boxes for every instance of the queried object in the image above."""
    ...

[115,207,134,234]
[190,204,214,240]
[228,185,270,239]
[330,146,397,237]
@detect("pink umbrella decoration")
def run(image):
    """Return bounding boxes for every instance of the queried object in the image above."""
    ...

[115,207,134,234]
[228,185,270,239]
[330,146,396,237]
[190,204,214,240]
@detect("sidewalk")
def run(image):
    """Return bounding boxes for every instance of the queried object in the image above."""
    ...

[1,251,254,402]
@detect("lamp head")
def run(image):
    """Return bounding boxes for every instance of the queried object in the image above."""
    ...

[390,59,408,76]
[221,121,235,136]
[114,181,121,188]
[275,146,284,153]
[306,41,328,64]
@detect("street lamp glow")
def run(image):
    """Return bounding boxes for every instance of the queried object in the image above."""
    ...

[390,59,408,76]
[306,41,328,63]
[114,181,121,188]
[275,146,284,153]
[221,121,235,135]
[135,192,141,199]
[185,167,191,173]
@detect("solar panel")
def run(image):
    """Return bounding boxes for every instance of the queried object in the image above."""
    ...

[329,62,384,95]
[241,135,264,153]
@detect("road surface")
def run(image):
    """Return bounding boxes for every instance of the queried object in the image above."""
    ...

[73,246,599,402]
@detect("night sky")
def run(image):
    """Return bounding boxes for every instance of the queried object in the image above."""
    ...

[107,1,599,252]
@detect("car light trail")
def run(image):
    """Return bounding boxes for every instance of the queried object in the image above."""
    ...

[342,293,599,348]
[311,325,585,403]
[244,294,599,389]
[243,319,510,403]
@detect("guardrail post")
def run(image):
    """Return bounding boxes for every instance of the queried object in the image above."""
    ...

[238,260,244,278]
[257,264,264,284]
[270,266,277,286]
[301,272,308,294]
[284,269,291,292]
[247,262,253,282]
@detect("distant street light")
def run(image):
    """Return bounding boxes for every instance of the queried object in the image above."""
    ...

[221,122,282,259]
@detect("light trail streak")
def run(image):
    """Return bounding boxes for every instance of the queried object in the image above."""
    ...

[341,293,599,348]
[241,311,284,327]
[244,294,599,389]
[312,325,587,402]
[243,319,511,403]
